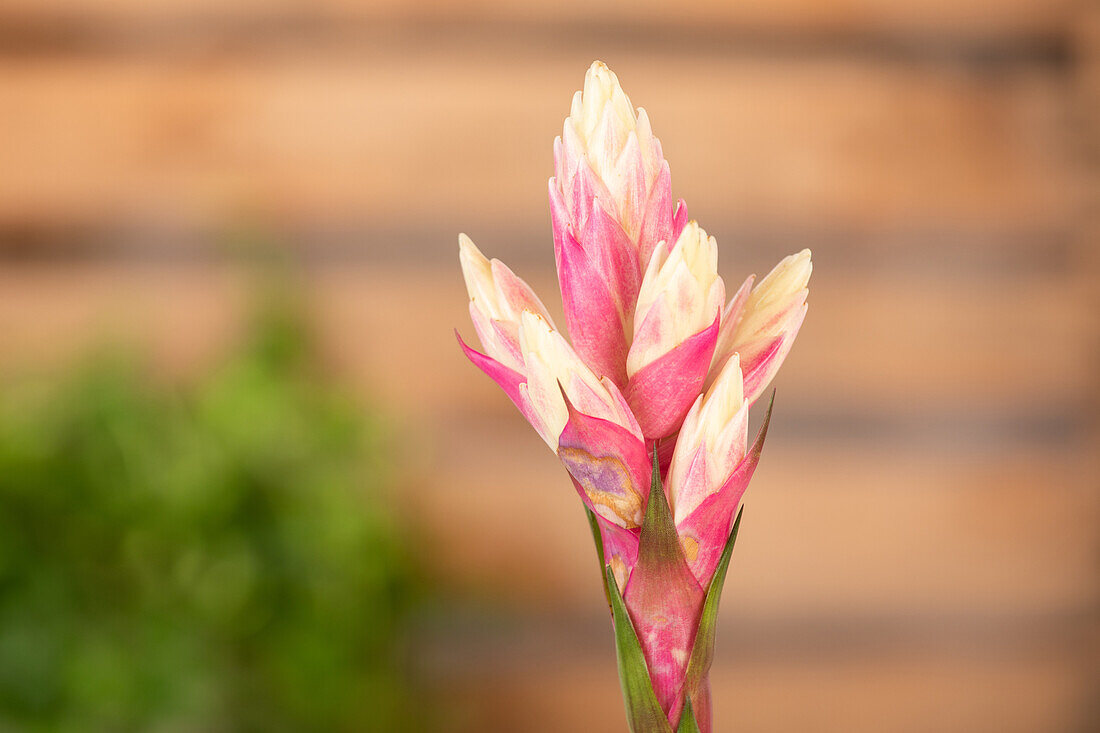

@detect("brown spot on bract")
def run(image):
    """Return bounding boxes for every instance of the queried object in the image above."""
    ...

[681,536,699,563]
[610,555,628,590]
[558,446,642,527]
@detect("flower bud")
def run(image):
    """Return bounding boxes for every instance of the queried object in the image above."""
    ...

[560,61,663,243]
[623,222,724,438]
[628,222,724,376]
[458,234,554,373]
[668,355,748,525]
[712,248,811,405]
[550,61,687,388]
[668,353,759,585]
[518,311,642,451]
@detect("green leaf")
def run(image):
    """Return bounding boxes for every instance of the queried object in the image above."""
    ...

[675,697,702,733]
[684,391,775,700]
[584,507,611,609]
[604,564,674,733]
[683,506,743,698]
[599,394,775,732]
[637,444,686,569]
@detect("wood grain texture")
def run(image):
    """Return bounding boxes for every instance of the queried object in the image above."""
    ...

[0,52,1075,256]
[431,652,1094,733]
[0,263,1091,421]
[0,263,1095,616]
[0,1,1095,729]
[0,0,1076,40]
[412,417,1099,618]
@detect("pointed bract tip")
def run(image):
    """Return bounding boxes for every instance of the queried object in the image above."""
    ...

[518,308,553,342]
[703,350,743,409]
[753,389,777,456]
[457,234,494,306]
[791,248,813,279]
[457,232,485,261]
[670,221,717,264]
[457,233,480,258]
[769,249,812,291]
[586,60,620,88]
[457,232,485,264]
[556,377,577,416]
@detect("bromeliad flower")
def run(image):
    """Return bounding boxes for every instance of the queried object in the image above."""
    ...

[712,249,811,406]
[550,61,688,390]
[457,61,812,732]
[626,221,724,440]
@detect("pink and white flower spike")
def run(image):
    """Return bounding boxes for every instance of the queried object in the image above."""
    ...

[549,61,688,390]
[626,222,724,440]
[457,60,812,733]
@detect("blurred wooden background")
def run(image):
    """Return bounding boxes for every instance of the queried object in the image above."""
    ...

[0,1,1098,731]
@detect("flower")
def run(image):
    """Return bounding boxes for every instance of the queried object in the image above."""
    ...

[667,355,751,584]
[625,221,724,439]
[558,61,667,251]
[457,61,812,732]
[549,61,687,389]
[456,250,651,527]
[458,233,555,374]
[712,249,811,405]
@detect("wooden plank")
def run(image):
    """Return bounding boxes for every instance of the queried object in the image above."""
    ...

[0,51,1075,254]
[317,266,1096,421]
[1075,4,1100,293]
[0,263,250,379]
[408,417,1100,619]
[0,263,1092,420]
[2,263,1095,618]
[0,0,1076,41]
[432,652,1094,733]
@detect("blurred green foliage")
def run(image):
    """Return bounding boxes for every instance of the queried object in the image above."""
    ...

[0,296,423,732]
